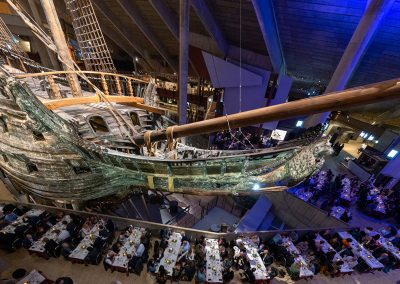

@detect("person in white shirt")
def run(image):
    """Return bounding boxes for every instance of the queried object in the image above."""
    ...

[179,240,190,256]
[135,237,146,257]
[57,229,71,243]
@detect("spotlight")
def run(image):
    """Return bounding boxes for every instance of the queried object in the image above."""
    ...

[296,120,304,127]
[252,183,260,190]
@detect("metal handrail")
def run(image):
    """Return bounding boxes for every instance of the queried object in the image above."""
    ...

[0,199,353,240]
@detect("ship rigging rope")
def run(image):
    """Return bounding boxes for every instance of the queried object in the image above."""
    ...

[222,0,255,151]
[6,0,140,146]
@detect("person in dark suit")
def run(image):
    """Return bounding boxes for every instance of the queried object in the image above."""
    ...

[44,238,58,256]
[22,234,35,249]
[105,219,115,233]
[98,225,109,240]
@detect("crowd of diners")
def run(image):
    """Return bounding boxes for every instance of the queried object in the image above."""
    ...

[2,203,400,283]
[291,168,400,222]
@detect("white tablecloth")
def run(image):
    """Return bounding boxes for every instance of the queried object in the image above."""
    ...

[157,232,182,275]
[69,221,103,261]
[315,234,353,273]
[29,215,72,253]
[365,230,400,261]
[282,237,314,278]
[205,239,223,283]
[338,232,384,269]
[16,269,46,284]
[330,207,345,219]
[238,238,269,281]
[0,209,45,234]
[112,227,145,269]
[381,239,400,261]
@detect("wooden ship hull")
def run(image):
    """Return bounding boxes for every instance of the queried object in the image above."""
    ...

[0,72,333,202]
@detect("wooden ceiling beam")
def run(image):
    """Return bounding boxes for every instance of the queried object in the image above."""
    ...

[115,0,178,73]
[99,24,151,72]
[191,0,229,56]
[251,0,285,74]
[91,0,161,72]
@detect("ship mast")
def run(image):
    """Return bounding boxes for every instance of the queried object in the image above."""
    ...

[39,0,81,96]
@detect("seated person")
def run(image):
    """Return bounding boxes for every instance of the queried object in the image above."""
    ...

[147,259,156,273]
[61,242,73,258]
[98,225,109,240]
[222,267,234,282]
[80,223,91,238]
[329,237,341,251]
[135,236,146,257]
[4,211,18,224]
[377,252,390,266]
[93,236,106,249]
[342,255,358,269]
[289,262,301,278]
[57,227,71,244]
[181,260,196,281]
[241,267,256,283]
[111,241,122,253]
[44,238,58,256]
[22,234,35,249]
[296,241,308,254]
[340,211,351,222]
[104,219,115,233]
[381,226,397,238]
[171,263,182,281]
[156,265,168,284]
[103,250,116,271]
[179,240,190,256]
[55,277,74,284]
[195,267,206,284]
[342,238,352,249]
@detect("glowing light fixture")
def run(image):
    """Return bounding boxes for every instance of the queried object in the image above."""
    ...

[296,120,304,127]
[252,183,260,190]
[367,135,374,141]
[387,150,399,159]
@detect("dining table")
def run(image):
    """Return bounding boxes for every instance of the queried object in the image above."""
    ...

[237,237,270,282]
[365,229,400,261]
[282,237,314,278]
[29,215,72,255]
[315,234,353,273]
[16,269,47,284]
[157,232,182,276]
[338,231,384,270]
[68,220,104,263]
[330,206,345,220]
[111,227,145,273]
[0,209,45,234]
[205,238,223,283]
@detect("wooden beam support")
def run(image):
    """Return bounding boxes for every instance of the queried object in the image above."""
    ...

[305,0,395,127]
[42,95,144,110]
[191,0,228,56]
[251,0,285,74]
[116,0,178,72]
[99,24,151,72]
[92,0,160,72]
